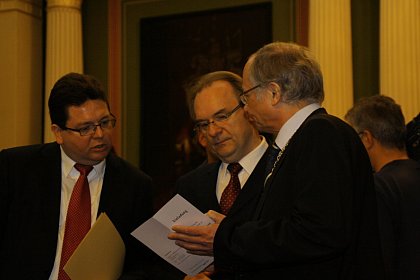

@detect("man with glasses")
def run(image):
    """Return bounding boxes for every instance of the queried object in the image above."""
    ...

[0,73,155,279]
[174,71,270,279]
[170,43,385,279]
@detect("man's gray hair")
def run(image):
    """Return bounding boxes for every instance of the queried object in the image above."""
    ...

[345,95,407,150]
[249,42,324,104]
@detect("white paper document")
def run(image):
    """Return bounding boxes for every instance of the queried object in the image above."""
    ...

[131,194,214,276]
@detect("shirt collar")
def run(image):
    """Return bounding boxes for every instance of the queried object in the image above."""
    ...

[275,103,321,150]
[220,136,268,175]
[60,146,106,179]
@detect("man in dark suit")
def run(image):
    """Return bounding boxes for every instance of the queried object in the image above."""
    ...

[346,95,420,280]
[177,71,269,212]
[0,73,154,279]
[175,71,269,279]
[169,42,385,279]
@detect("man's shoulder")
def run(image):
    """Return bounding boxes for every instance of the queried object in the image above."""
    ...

[1,142,58,159]
[297,110,358,142]
[177,161,220,183]
[106,152,152,182]
[175,161,220,194]
[375,159,420,186]
[306,110,350,130]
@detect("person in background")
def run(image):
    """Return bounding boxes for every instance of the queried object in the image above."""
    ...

[345,95,420,280]
[0,73,154,279]
[169,42,385,279]
[406,112,420,162]
[176,71,270,279]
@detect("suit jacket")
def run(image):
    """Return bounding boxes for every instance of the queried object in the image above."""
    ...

[0,142,154,280]
[177,150,269,223]
[214,109,385,280]
[174,149,270,279]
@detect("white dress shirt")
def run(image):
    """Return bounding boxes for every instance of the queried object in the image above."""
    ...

[216,136,268,202]
[49,147,106,280]
[275,103,321,150]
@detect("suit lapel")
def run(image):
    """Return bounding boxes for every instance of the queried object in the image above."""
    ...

[229,149,269,217]
[253,108,328,218]
[265,107,327,188]
[98,153,120,217]
[202,163,222,212]
[38,143,63,262]
[39,143,62,224]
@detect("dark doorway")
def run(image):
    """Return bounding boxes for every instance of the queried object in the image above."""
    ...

[140,3,272,209]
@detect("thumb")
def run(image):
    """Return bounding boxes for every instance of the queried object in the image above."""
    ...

[206,210,225,223]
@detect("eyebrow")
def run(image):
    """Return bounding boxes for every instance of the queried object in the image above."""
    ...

[74,115,111,126]
[195,107,229,122]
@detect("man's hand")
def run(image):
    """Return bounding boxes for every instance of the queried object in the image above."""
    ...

[183,265,214,280]
[183,272,212,280]
[168,210,225,256]
[206,210,225,224]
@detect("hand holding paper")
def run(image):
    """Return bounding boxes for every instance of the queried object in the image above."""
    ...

[131,194,216,276]
[168,210,226,256]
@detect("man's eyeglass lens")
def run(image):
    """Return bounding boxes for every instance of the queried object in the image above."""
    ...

[240,84,261,104]
[64,118,116,136]
[194,103,242,132]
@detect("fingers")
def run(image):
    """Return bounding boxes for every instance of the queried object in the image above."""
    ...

[168,223,219,256]
[206,210,225,223]
[168,229,207,244]
[171,224,202,235]
[184,272,212,280]
[173,239,212,251]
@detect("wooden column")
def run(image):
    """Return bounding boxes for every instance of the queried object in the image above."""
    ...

[309,0,353,119]
[380,0,420,121]
[44,0,83,142]
[0,0,43,149]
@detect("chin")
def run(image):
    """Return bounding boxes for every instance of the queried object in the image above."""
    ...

[89,151,109,163]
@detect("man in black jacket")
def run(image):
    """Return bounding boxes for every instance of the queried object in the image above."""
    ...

[169,42,385,279]
[0,73,154,279]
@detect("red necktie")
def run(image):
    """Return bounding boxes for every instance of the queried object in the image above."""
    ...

[58,164,93,280]
[220,163,243,215]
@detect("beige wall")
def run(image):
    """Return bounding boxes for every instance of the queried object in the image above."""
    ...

[0,0,43,150]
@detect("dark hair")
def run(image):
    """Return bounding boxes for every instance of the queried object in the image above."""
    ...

[249,42,324,104]
[406,113,420,161]
[345,95,406,150]
[185,71,242,120]
[48,72,109,128]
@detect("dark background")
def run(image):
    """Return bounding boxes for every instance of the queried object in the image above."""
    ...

[140,3,272,209]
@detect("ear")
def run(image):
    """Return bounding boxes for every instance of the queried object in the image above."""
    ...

[51,124,64,144]
[360,130,374,150]
[267,82,282,105]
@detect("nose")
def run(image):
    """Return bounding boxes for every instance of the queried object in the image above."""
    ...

[92,125,104,138]
[206,122,222,137]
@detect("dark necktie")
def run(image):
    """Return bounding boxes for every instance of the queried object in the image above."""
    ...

[220,163,243,215]
[265,143,280,177]
[58,164,93,280]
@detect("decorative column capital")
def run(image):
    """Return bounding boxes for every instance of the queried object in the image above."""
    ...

[0,0,43,18]
[47,0,82,9]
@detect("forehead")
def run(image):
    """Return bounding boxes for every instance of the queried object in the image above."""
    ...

[66,99,110,123]
[194,80,238,118]
[242,58,254,87]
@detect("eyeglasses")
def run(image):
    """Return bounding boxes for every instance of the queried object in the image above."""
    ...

[194,103,243,133]
[62,115,116,136]
[239,84,261,105]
